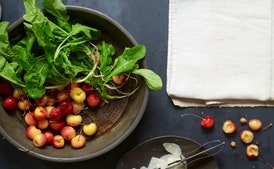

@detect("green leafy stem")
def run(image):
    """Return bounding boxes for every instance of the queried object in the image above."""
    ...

[0,0,162,100]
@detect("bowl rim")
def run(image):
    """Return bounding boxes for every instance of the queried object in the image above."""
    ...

[1,5,149,162]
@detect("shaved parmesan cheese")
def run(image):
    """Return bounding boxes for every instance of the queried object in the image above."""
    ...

[137,143,187,169]
[147,157,168,169]
[163,143,182,156]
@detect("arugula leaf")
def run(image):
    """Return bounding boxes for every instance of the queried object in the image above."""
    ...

[54,23,100,61]
[55,48,91,78]
[97,41,115,75]
[42,0,69,22]
[46,65,71,86]
[0,55,24,87]
[132,69,162,90]
[0,22,25,87]
[52,23,101,83]
[23,0,42,22]
[11,40,31,70]
[11,36,36,71]
[104,45,146,83]
[42,0,72,32]
[0,22,10,54]
[23,58,49,98]
[23,0,68,47]
[0,22,16,61]
[68,23,93,40]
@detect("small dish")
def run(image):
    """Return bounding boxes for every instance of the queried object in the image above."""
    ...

[116,136,220,169]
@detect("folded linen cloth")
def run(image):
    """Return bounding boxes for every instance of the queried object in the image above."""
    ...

[167,0,274,107]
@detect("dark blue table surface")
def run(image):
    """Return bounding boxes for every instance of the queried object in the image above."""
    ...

[0,1,273,169]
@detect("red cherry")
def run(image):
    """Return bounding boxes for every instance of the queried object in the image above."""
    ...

[112,73,127,85]
[86,93,101,107]
[49,120,65,131]
[58,100,73,115]
[81,83,94,95]
[200,116,214,128]
[0,82,14,96]
[49,108,62,121]
[65,83,80,90]
[3,96,17,111]
[36,94,49,107]
[181,114,215,129]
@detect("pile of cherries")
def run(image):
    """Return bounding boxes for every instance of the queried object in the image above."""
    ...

[1,81,101,149]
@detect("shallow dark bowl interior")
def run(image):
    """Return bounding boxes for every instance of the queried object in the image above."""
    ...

[0,6,149,162]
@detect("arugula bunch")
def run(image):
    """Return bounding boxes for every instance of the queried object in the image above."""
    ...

[0,0,162,99]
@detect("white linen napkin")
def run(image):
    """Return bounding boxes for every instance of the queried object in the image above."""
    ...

[167,0,274,107]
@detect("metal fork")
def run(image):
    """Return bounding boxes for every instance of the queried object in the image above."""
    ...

[166,140,225,169]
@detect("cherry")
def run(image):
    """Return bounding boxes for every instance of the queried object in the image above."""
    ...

[58,100,73,115]
[81,83,94,95]
[200,116,215,128]
[86,93,101,107]
[0,82,14,96]
[49,120,65,131]
[3,96,17,111]
[181,113,214,129]
[112,74,127,85]
[56,90,70,102]
[46,88,57,96]
[49,108,62,121]
[65,83,80,90]
[36,94,50,107]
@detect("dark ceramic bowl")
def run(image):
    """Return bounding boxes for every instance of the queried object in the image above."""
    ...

[0,6,148,162]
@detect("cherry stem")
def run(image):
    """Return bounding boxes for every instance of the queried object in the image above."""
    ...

[181,113,204,120]
[258,156,274,169]
[256,123,272,145]
[77,135,81,141]
[79,128,83,135]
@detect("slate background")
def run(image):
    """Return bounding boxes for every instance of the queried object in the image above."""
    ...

[0,0,273,169]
